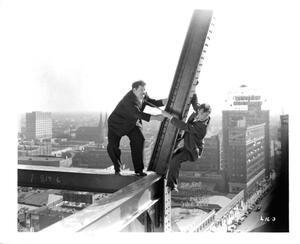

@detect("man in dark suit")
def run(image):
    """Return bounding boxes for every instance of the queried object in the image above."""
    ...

[108,80,167,176]
[161,94,211,191]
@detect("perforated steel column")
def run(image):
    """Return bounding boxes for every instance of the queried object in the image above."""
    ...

[163,179,172,232]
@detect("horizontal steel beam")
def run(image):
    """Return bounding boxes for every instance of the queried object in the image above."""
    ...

[42,172,163,232]
[18,165,143,193]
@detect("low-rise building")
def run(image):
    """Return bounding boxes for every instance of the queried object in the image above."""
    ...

[72,148,134,170]
[18,155,72,167]
[171,208,215,232]
[28,207,72,231]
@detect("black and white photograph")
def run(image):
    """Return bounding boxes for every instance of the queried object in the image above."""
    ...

[0,0,297,243]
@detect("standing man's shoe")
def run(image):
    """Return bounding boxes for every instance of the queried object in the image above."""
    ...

[135,171,147,176]
[115,171,122,176]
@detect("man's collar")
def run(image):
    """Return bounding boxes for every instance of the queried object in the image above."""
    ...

[129,90,143,104]
[193,116,210,124]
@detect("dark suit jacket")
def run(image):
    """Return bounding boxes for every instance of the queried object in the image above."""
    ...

[108,90,164,137]
[170,95,210,161]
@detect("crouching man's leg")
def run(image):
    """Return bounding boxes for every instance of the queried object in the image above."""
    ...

[107,128,122,174]
[167,148,190,191]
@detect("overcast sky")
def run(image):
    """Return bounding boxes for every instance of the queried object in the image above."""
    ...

[1,0,299,116]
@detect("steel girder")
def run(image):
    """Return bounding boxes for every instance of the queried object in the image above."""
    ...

[41,172,164,232]
[148,10,214,175]
[18,165,142,193]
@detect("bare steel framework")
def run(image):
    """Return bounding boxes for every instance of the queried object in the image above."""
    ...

[148,10,214,175]
[18,9,214,232]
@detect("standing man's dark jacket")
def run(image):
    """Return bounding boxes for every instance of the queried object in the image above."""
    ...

[108,90,164,136]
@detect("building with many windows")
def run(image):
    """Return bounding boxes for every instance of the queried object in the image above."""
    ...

[25,111,52,140]
[222,85,269,197]
[226,123,265,197]
[223,85,270,176]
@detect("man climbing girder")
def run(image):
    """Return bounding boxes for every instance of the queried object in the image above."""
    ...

[161,93,211,192]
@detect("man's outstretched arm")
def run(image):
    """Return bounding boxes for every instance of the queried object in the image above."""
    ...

[191,93,200,112]
[161,110,199,135]
[144,93,168,107]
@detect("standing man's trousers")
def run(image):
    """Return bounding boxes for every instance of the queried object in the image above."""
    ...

[107,126,145,173]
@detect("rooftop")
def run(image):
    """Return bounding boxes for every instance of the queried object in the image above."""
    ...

[18,156,66,162]
[171,207,209,232]
[205,195,231,208]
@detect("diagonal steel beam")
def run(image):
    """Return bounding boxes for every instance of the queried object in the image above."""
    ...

[148,10,214,175]
[18,165,142,193]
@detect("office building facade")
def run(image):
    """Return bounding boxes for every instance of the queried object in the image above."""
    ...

[225,123,265,196]
[222,85,269,197]
[26,112,52,140]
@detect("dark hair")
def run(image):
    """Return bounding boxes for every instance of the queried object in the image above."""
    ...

[132,80,146,89]
[198,103,211,113]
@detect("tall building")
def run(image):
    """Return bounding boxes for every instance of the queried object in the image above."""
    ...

[280,115,289,171]
[222,85,269,197]
[266,114,289,231]
[223,85,270,178]
[25,112,52,140]
[226,123,265,197]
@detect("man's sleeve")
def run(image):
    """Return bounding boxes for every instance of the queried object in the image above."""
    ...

[139,111,151,121]
[144,94,164,108]
[170,117,199,134]
[131,105,151,122]
[191,93,200,112]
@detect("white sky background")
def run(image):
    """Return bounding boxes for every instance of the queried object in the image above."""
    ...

[0,0,300,242]
[1,0,299,115]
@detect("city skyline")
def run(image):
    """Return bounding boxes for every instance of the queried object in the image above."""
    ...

[1,0,297,241]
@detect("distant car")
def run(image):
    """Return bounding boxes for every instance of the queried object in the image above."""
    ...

[255,206,262,212]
